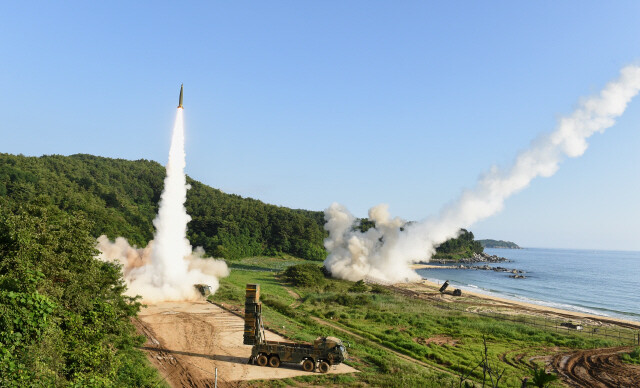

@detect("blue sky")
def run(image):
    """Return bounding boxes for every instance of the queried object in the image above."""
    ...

[1,2,639,250]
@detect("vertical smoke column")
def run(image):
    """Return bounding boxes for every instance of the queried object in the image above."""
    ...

[97,85,229,302]
[149,106,192,288]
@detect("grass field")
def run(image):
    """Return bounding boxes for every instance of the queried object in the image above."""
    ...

[621,347,640,365]
[210,257,624,387]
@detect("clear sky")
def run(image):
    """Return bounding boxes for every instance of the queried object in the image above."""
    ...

[1,2,639,250]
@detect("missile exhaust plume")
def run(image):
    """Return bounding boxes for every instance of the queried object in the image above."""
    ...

[98,91,229,302]
[324,65,640,283]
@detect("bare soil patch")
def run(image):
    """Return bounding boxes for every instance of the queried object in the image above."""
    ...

[135,301,357,388]
[551,346,640,388]
[284,287,302,308]
[414,335,458,347]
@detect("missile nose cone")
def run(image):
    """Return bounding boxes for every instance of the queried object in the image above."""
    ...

[178,84,184,108]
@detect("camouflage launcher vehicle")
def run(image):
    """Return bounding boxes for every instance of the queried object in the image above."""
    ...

[194,284,211,297]
[243,284,348,373]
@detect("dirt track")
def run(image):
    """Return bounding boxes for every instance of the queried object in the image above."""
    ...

[551,346,640,387]
[134,301,357,388]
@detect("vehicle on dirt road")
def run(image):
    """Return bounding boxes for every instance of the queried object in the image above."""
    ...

[243,284,348,373]
[194,284,211,297]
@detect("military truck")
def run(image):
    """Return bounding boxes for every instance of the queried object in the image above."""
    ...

[439,280,462,296]
[194,284,211,297]
[243,284,348,373]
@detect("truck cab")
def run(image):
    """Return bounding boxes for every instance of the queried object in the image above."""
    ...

[314,336,348,366]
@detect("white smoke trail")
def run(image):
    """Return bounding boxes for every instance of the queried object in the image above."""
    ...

[324,65,640,283]
[98,109,229,302]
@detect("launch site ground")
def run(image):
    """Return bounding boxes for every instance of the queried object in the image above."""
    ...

[135,301,357,388]
[134,256,640,387]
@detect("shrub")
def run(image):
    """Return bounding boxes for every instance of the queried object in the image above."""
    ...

[348,280,369,293]
[370,284,390,294]
[621,347,640,365]
[527,367,559,387]
[282,263,325,287]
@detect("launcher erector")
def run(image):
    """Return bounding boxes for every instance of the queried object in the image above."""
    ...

[243,284,266,345]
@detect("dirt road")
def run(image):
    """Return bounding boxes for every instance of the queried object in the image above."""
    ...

[135,301,357,388]
[551,346,640,388]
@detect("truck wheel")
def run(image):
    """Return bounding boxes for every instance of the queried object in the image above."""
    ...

[257,354,268,367]
[319,361,330,373]
[268,355,281,368]
[302,359,315,372]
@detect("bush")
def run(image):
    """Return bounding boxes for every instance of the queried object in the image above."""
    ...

[320,293,371,307]
[348,280,369,293]
[621,347,640,365]
[370,284,390,294]
[282,264,325,287]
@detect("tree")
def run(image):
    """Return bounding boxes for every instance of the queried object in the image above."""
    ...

[0,152,328,261]
[0,204,160,386]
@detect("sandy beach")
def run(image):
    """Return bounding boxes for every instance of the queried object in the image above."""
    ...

[411,264,457,269]
[395,277,640,330]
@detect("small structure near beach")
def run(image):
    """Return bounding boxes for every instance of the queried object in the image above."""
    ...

[560,321,583,330]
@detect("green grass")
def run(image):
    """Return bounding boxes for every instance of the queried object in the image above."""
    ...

[210,257,627,387]
[621,347,640,365]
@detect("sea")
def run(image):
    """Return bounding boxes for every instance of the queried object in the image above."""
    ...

[415,248,640,322]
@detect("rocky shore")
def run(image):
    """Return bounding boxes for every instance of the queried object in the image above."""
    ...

[450,264,526,278]
[427,252,527,278]
[431,252,511,264]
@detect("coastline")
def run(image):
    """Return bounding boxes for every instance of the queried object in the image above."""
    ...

[396,278,640,330]
[411,264,456,269]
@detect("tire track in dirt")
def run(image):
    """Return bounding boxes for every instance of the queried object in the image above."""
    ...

[133,317,212,388]
[551,346,640,387]
[283,287,302,308]
[135,301,357,388]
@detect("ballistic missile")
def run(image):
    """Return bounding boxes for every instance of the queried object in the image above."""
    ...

[178,84,184,109]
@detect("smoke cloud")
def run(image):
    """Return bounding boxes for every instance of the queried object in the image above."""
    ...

[324,65,640,283]
[98,109,229,302]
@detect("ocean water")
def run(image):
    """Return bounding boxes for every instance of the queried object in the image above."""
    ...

[416,248,640,322]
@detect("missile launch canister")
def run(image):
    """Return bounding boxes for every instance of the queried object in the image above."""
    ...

[178,84,184,109]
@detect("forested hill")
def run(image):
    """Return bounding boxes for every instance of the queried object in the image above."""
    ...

[434,229,484,260]
[478,239,521,249]
[0,153,326,260]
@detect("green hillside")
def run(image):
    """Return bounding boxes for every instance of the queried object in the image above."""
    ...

[0,152,328,386]
[478,239,521,249]
[433,228,484,260]
[0,204,164,386]
[0,153,326,261]
[1,152,580,387]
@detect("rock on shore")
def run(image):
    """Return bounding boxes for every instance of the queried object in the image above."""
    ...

[432,252,511,264]
[428,252,527,278]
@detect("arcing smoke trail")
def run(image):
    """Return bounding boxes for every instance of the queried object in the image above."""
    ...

[324,65,640,283]
[98,108,229,302]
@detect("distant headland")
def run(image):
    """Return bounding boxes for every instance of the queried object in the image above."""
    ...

[478,239,521,249]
